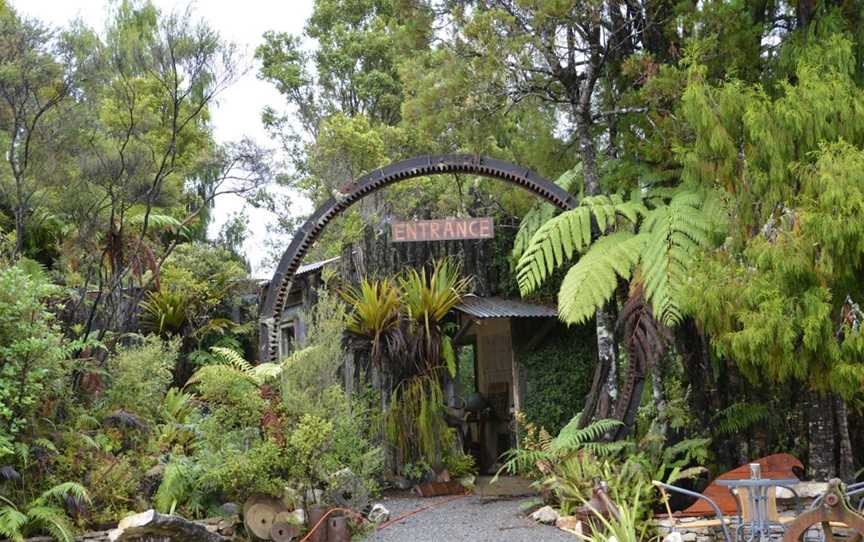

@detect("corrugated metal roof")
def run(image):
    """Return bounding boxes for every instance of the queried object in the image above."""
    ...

[296,255,341,276]
[454,295,558,319]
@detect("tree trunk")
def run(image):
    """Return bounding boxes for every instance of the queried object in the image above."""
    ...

[573,69,620,427]
[677,318,717,429]
[834,396,855,481]
[595,307,619,420]
[13,201,25,257]
[807,391,836,480]
[650,354,667,437]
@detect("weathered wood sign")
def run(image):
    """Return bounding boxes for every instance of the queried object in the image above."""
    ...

[391,217,494,242]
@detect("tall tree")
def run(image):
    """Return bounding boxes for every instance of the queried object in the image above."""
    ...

[680,13,864,477]
[0,3,70,257]
[55,1,267,339]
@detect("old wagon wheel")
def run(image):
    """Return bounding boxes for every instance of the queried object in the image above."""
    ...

[782,479,864,542]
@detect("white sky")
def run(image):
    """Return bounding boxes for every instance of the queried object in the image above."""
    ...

[15,0,316,278]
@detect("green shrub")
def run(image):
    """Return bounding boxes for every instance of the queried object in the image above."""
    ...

[191,366,266,432]
[101,338,177,422]
[0,264,74,440]
[201,439,292,501]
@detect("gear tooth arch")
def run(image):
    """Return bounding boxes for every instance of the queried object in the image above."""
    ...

[260,154,577,362]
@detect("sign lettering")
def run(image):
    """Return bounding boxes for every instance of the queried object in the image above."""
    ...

[391,218,495,242]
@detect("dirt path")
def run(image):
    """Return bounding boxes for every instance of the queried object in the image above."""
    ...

[365,479,575,542]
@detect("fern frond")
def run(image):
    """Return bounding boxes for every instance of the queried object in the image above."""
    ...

[442,335,456,378]
[517,207,593,294]
[558,232,645,325]
[32,438,57,455]
[0,506,27,542]
[155,460,194,513]
[249,363,283,382]
[552,417,623,452]
[496,447,554,477]
[713,402,771,435]
[26,506,75,542]
[512,167,582,263]
[513,204,559,263]
[37,482,91,506]
[666,466,708,485]
[640,190,713,326]
[516,195,646,295]
[209,347,253,373]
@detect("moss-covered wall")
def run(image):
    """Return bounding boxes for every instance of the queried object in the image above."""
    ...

[513,321,596,434]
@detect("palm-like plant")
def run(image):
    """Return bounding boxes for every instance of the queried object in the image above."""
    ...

[0,482,90,542]
[340,278,402,368]
[342,258,471,469]
[139,289,193,336]
[399,258,471,376]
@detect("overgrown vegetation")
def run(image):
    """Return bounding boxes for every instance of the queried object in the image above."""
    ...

[4,0,864,538]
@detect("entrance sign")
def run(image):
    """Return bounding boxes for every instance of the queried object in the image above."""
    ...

[391,218,494,242]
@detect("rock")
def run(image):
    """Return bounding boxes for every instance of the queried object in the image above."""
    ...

[109,510,227,542]
[392,477,413,490]
[682,532,697,542]
[555,515,581,533]
[530,505,560,525]
[368,504,390,524]
[663,532,684,542]
[779,482,828,500]
[217,502,240,516]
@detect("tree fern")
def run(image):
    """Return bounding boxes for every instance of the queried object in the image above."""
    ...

[640,190,715,326]
[516,188,717,327]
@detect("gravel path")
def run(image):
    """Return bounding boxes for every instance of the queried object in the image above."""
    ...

[365,494,576,542]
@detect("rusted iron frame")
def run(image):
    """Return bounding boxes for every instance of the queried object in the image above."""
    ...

[260,154,577,362]
[783,479,864,542]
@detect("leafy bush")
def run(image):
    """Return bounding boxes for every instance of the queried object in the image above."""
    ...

[0,264,74,440]
[101,338,177,421]
[500,412,709,519]
[201,439,292,502]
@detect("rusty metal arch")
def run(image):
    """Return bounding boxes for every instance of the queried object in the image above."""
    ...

[260,154,577,361]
